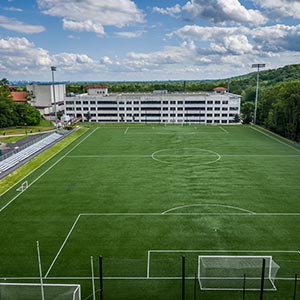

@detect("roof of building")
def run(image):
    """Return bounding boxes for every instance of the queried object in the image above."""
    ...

[10,91,28,102]
[87,85,108,89]
[213,87,227,92]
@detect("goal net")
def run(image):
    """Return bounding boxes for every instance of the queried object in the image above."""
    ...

[0,283,81,300]
[198,256,280,291]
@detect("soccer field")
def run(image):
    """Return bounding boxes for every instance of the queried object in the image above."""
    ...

[1,124,300,300]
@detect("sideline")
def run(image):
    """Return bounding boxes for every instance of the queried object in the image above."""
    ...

[0,128,96,213]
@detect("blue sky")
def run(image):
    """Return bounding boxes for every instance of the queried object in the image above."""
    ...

[0,0,300,82]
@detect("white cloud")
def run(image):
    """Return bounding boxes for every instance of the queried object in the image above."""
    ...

[37,0,145,35]
[63,19,105,35]
[115,30,145,38]
[170,24,300,56]
[153,4,181,17]
[101,56,113,65]
[170,25,249,42]
[253,0,300,18]
[0,37,51,70]
[0,37,101,78]
[0,15,45,34]
[182,0,267,25]
[2,6,23,12]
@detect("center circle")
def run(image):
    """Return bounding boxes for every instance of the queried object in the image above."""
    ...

[151,148,221,165]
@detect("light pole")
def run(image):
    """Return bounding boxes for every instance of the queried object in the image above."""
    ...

[51,66,58,129]
[252,63,265,124]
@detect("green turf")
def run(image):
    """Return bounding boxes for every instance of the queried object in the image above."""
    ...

[0,124,300,300]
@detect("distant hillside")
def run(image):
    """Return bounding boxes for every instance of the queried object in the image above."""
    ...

[221,64,300,101]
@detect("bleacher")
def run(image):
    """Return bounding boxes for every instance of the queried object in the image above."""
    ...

[0,132,63,175]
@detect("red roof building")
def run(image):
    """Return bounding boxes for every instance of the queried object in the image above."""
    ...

[213,87,227,92]
[10,91,28,102]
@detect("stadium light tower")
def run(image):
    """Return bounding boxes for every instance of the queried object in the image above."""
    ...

[51,66,58,129]
[252,63,266,124]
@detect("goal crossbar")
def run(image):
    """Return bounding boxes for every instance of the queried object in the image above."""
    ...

[198,255,280,291]
[0,282,81,300]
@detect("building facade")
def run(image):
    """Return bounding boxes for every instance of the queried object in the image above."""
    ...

[65,88,241,124]
[26,84,66,117]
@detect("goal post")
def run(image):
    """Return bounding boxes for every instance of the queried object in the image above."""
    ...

[198,255,280,291]
[0,283,81,300]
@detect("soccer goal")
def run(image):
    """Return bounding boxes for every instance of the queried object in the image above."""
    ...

[0,283,81,300]
[198,255,280,291]
[16,181,28,192]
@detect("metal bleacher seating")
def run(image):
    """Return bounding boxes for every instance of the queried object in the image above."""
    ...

[0,132,63,175]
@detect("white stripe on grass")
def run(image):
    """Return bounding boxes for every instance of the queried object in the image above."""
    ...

[0,128,98,214]
[249,125,300,153]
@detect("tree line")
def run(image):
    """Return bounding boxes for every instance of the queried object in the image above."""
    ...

[0,79,41,128]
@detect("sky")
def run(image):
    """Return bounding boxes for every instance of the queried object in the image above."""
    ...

[0,0,300,82]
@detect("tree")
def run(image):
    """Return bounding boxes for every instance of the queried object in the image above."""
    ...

[233,114,240,123]
[241,102,254,124]
[260,80,300,140]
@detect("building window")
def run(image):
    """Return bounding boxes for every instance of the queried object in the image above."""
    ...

[76,101,81,104]
[215,107,220,111]
[215,120,220,123]
[222,120,227,123]
[207,107,213,111]
[222,114,228,117]
[207,113,213,117]
[163,101,168,104]
[90,101,95,104]
[222,107,228,111]
[83,101,88,104]
[222,101,228,104]
[170,101,176,104]
[214,113,220,117]
[207,101,213,104]
[178,101,183,104]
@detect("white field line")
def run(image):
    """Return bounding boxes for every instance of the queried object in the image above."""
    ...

[249,125,300,153]
[124,127,129,135]
[222,154,300,157]
[219,126,229,133]
[161,204,255,215]
[66,155,151,158]
[0,128,89,199]
[147,251,151,278]
[0,128,98,214]
[45,211,300,278]
[45,214,82,278]
[149,249,300,253]
[127,132,223,135]
[0,276,298,281]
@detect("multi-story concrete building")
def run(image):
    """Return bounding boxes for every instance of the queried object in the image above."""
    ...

[64,86,241,124]
[26,83,66,118]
